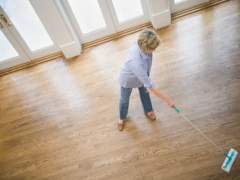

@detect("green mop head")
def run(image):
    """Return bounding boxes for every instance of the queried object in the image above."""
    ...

[222,148,238,173]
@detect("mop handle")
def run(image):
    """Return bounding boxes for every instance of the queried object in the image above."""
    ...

[172,106,225,154]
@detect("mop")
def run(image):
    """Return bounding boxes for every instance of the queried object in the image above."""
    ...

[172,106,238,173]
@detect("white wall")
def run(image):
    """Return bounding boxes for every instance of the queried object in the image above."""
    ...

[30,0,81,58]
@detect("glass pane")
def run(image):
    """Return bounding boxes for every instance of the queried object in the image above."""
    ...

[67,0,106,34]
[175,0,188,4]
[112,0,144,23]
[0,0,53,51]
[0,30,19,62]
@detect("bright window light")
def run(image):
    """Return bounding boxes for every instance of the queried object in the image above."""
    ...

[67,0,106,34]
[0,31,18,61]
[112,0,144,23]
[0,0,53,51]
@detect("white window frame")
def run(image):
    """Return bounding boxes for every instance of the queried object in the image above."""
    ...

[61,0,115,43]
[106,0,150,31]
[0,28,29,70]
[61,0,150,43]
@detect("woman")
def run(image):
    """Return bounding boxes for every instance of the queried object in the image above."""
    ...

[118,28,175,131]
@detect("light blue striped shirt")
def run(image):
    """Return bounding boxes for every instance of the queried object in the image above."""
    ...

[119,44,154,88]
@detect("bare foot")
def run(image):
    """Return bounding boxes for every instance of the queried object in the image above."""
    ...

[145,111,156,121]
[117,120,125,131]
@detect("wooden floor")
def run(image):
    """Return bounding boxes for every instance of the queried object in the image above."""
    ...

[0,1,240,179]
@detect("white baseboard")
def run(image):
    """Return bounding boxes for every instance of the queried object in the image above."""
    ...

[60,41,81,59]
[151,9,171,29]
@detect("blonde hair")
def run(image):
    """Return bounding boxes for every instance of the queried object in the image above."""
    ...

[138,28,160,53]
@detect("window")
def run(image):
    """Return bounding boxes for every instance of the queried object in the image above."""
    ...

[0,0,53,51]
[67,0,106,34]
[0,30,18,61]
[111,0,144,23]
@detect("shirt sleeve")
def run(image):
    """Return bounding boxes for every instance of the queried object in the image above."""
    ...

[128,60,154,88]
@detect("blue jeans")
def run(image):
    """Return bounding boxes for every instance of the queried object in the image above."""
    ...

[119,86,153,120]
